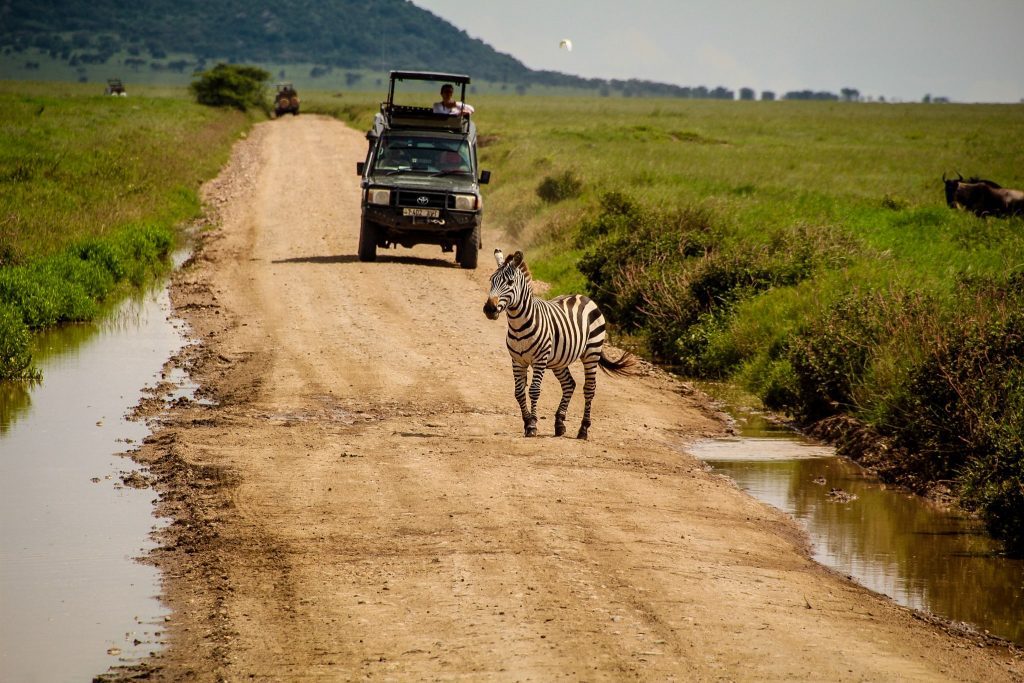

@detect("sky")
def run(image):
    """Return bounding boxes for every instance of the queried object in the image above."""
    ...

[411,0,1024,103]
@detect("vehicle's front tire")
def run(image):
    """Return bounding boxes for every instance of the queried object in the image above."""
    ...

[457,225,480,269]
[358,218,378,262]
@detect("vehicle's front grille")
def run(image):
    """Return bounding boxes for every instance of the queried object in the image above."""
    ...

[396,190,447,209]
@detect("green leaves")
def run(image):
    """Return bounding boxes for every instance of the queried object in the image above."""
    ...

[190,63,271,112]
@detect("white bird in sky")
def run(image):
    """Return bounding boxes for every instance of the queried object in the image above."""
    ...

[559,38,573,52]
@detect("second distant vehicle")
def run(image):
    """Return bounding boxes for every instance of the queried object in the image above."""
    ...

[274,83,300,116]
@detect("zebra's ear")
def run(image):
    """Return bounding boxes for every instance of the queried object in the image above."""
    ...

[493,249,505,266]
[512,251,531,280]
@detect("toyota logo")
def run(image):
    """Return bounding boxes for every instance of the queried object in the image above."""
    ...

[416,196,429,205]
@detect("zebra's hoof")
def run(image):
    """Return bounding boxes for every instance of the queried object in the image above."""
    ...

[576,429,589,440]
[525,427,538,437]
[554,422,566,437]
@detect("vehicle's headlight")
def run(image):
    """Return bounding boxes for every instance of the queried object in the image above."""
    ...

[367,188,391,205]
[453,194,479,211]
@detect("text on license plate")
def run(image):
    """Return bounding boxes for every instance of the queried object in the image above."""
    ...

[403,208,440,218]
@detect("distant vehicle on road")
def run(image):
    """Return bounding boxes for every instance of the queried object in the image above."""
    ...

[274,83,300,117]
[355,70,491,268]
[105,79,126,96]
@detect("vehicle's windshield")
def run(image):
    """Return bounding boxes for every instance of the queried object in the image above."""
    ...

[373,135,472,175]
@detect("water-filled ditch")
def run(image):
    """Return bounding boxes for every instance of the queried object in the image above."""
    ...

[687,384,1024,645]
[0,270,195,681]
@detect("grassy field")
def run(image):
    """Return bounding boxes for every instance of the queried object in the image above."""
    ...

[437,94,1024,552]
[0,80,251,378]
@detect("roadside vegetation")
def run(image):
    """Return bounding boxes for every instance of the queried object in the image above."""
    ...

[457,95,1024,553]
[0,81,250,379]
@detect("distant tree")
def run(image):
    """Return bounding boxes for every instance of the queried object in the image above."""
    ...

[840,87,860,102]
[709,86,734,100]
[345,71,362,87]
[761,90,775,101]
[784,90,839,101]
[278,69,286,79]
[922,93,932,104]
[190,63,270,112]
[515,83,528,95]
[124,58,146,70]
[739,87,755,101]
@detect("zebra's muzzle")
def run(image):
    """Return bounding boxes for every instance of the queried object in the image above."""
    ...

[484,297,503,320]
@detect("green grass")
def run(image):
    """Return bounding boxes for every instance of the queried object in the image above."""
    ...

[0,80,252,378]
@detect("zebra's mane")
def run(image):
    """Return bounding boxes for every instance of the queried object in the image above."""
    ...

[504,251,532,283]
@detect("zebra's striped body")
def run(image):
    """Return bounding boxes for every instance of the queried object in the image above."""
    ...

[484,250,636,439]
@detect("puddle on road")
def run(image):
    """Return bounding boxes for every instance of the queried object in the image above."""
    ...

[0,272,196,681]
[688,385,1024,645]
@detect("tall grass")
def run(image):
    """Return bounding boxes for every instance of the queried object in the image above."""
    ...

[0,81,251,378]
[452,95,1024,552]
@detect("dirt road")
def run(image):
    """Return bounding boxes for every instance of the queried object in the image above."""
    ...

[125,115,1023,681]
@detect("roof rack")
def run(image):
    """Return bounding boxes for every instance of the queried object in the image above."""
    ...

[382,71,471,133]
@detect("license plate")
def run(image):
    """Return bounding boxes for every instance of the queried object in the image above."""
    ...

[403,207,439,218]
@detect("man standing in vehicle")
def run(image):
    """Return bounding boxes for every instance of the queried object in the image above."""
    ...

[433,83,475,116]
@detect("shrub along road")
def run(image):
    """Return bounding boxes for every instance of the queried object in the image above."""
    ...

[121,115,1023,681]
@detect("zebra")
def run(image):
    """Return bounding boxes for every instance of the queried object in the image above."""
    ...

[483,249,637,439]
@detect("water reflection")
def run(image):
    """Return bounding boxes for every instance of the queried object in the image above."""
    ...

[0,281,191,681]
[688,387,1024,645]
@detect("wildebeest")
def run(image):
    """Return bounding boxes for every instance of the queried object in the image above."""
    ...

[943,173,1024,218]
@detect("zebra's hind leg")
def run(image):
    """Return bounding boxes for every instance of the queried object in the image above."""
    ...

[552,367,576,437]
[577,358,599,440]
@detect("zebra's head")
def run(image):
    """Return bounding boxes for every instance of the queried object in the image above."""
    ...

[484,249,530,320]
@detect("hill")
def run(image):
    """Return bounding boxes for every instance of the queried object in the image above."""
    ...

[2,0,530,80]
[0,0,758,97]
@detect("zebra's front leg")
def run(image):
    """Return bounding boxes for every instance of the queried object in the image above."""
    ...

[552,367,576,437]
[512,362,536,436]
[577,359,599,440]
[524,360,548,437]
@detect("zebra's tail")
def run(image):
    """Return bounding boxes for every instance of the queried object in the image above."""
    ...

[598,349,639,376]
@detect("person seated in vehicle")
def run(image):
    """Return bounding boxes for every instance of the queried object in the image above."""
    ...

[432,84,475,116]
[438,150,469,172]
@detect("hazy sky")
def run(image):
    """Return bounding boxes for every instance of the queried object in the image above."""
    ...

[411,0,1024,103]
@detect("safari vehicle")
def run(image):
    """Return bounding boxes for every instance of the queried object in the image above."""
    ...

[274,82,300,116]
[356,70,490,268]
[105,78,126,96]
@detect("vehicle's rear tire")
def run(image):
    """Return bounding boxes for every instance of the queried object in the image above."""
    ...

[358,218,378,262]
[458,226,480,269]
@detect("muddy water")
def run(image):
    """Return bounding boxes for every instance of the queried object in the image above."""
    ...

[0,278,193,682]
[688,389,1024,645]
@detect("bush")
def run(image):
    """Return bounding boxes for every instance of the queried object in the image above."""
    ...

[190,63,270,112]
[0,224,174,379]
[536,169,583,203]
[0,303,34,379]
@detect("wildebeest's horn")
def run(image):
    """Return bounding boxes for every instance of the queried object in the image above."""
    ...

[493,249,504,266]
[957,171,963,181]
[942,172,947,182]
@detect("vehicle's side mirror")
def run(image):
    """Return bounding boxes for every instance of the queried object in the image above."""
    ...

[479,170,491,184]
[356,162,365,176]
